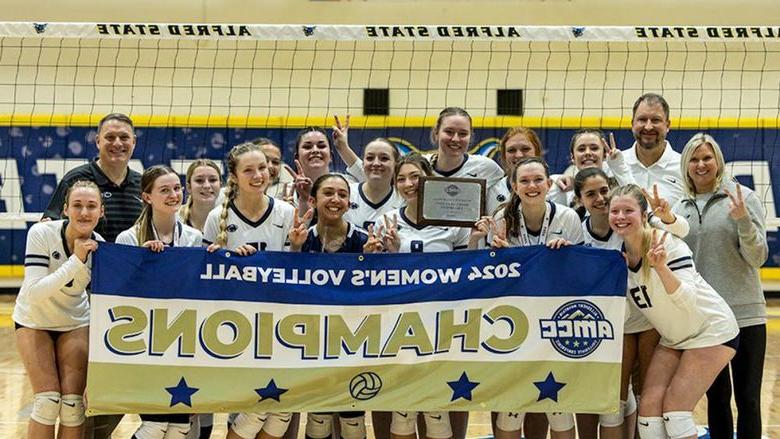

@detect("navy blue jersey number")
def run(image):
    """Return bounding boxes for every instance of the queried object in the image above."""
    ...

[247,242,268,251]
[629,285,652,309]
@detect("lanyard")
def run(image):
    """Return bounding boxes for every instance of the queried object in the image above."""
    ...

[517,202,551,246]
[152,220,181,247]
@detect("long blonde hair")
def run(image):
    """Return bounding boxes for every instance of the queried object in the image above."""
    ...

[134,165,178,245]
[215,143,265,247]
[179,159,221,225]
[609,184,653,277]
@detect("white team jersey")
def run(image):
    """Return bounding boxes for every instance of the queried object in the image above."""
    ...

[493,202,585,246]
[116,220,203,248]
[14,220,104,330]
[487,176,512,215]
[426,153,504,186]
[343,182,404,230]
[581,216,652,334]
[581,217,623,250]
[626,235,738,349]
[203,197,295,251]
[548,151,637,207]
[380,207,470,253]
[582,214,689,334]
[624,141,685,206]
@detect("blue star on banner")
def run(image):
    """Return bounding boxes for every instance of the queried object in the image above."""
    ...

[255,379,288,402]
[447,372,479,401]
[534,372,566,402]
[165,377,199,407]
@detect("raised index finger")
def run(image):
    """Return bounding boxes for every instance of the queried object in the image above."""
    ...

[600,136,611,154]
[641,188,652,205]
[723,188,738,204]
[334,114,342,130]
[292,207,302,226]
[303,207,314,222]
[653,184,660,203]
[295,159,305,176]
[735,183,744,201]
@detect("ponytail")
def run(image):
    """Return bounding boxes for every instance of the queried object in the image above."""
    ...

[215,178,237,247]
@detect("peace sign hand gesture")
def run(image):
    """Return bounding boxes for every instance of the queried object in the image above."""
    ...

[601,132,621,161]
[724,183,748,220]
[288,206,314,251]
[293,159,313,202]
[332,114,350,151]
[647,229,669,268]
[363,224,385,253]
[642,184,675,224]
[381,213,400,253]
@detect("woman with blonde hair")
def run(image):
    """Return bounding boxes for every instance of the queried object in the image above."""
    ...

[15,180,104,439]
[610,183,738,439]
[179,159,222,231]
[673,133,768,439]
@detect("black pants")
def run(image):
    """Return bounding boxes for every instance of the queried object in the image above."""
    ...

[706,324,766,439]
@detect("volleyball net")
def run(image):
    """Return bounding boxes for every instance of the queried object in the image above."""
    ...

[0,22,779,275]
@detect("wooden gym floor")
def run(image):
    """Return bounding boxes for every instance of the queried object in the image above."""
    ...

[0,297,777,438]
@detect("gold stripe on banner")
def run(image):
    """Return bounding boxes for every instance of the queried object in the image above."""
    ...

[0,114,778,129]
[85,360,620,415]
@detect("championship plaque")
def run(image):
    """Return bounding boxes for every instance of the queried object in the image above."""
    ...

[417,176,486,227]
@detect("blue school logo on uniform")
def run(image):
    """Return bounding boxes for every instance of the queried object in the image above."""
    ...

[539,300,614,358]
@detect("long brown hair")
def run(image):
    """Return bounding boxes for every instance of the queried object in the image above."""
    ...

[134,165,178,245]
[502,157,550,239]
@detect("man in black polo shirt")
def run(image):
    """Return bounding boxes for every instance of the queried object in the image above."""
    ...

[44,113,143,243]
[42,113,142,439]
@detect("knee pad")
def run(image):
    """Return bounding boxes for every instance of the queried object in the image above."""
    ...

[59,394,86,427]
[163,422,191,438]
[262,412,293,437]
[227,412,239,427]
[546,412,574,432]
[31,391,61,426]
[390,411,417,436]
[339,413,367,439]
[663,411,696,439]
[231,413,267,439]
[495,412,525,432]
[198,413,214,428]
[625,386,638,416]
[636,416,665,439]
[422,411,452,439]
[134,421,169,439]
[306,413,333,439]
[187,414,200,438]
[599,401,625,428]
